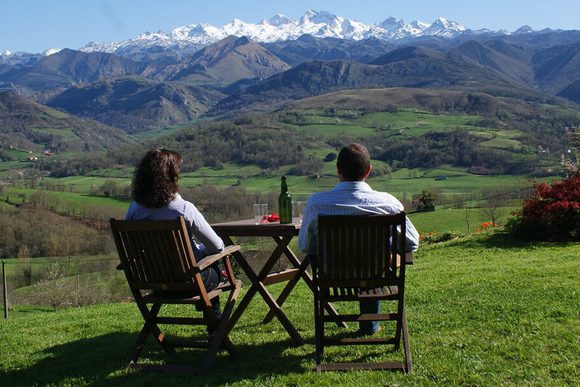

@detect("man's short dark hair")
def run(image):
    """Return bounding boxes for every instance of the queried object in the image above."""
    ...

[337,143,371,181]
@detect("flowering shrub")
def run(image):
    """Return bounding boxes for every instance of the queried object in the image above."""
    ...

[507,177,580,241]
[476,221,495,233]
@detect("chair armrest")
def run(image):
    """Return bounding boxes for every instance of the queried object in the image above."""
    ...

[196,245,240,271]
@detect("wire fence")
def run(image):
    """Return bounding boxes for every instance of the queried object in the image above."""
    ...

[1,256,127,315]
[0,238,286,317]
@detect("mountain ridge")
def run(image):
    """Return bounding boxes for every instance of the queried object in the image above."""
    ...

[0,90,135,151]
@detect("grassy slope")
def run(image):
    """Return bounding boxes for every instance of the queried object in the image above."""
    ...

[1,233,578,386]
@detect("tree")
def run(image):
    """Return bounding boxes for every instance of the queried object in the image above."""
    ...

[323,152,337,162]
[413,190,436,212]
[482,198,506,227]
[39,262,68,310]
[465,204,472,235]
[561,127,580,178]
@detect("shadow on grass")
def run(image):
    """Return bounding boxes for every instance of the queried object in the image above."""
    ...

[1,331,313,386]
[444,231,576,251]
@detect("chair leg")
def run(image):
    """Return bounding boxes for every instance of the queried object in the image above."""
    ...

[314,289,321,367]
[402,308,412,373]
[202,307,234,372]
[314,286,326,369]
[201,281,242,372]
[128,322,150,367]
[394,299,404,351]
[129,303,173,368]
[147,303,174,352]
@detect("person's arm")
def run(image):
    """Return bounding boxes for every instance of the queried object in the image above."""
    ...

[405,216,420,252]
[187,204,224,255]
[298,199,317,255]
[125,202,137,220]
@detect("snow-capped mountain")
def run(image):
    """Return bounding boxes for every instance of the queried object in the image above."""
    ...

[79,10,471,56]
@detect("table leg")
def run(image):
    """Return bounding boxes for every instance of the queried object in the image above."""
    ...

[254,281,303,345]
[223,235,304,345]
[261,244,308,324]
[263,240,347,328]
[224,248,260,334]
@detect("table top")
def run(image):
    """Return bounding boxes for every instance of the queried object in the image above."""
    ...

[211,218,301,237]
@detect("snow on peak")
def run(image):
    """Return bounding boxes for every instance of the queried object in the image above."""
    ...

[265,14,295,26]
[301,10,339,25]
[77,10,479,55]
[424,17,466,37]
[379,17,405,32]
[1,50,12,57]
[43,48,62,56]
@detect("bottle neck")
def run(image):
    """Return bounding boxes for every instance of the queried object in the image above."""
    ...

[281,177,288,193]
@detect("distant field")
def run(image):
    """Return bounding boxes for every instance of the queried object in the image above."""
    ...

[4,187,130,212]
[409,207,518,235]
[0,97,561,227]
[4,165,542,210]
[30,127,81,140]
[283,108,542,171]
[134,118,204,139]
[296,123,376,138]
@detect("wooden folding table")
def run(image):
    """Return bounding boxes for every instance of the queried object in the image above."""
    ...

[211,218,344,346]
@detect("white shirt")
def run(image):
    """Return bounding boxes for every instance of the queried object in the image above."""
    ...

[298,181,420,255]
[125,193,224,257]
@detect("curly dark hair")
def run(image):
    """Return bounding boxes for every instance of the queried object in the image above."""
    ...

[132,149,182,208]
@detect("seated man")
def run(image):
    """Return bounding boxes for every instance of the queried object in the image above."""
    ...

[298,143,419,335]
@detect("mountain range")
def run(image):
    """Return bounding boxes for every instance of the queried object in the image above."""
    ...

[76,10,472,59]
[0,10,579,136]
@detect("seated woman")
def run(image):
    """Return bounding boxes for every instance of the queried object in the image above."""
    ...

[126,148,224,318]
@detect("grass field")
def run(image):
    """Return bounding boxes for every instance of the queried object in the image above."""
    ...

[296,109,510,143]
[408,207,517,234]
[1,232,578,385]
[4,187,130,211]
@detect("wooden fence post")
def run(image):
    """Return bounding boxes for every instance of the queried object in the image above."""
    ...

[2,261,7,319]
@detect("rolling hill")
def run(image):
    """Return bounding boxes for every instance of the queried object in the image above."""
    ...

[47,77,225,133]
[558,79,580,103]
[0,91,135,152]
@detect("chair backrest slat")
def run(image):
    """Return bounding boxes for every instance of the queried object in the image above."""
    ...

[317,213,406,285]
[110,218,198,291]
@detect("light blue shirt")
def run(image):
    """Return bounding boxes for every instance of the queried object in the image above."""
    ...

[298,181,420,255]
[125,193,224,258]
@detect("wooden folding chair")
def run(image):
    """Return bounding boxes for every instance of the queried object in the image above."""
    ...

[313,213,412,373]
[109,217,242,373]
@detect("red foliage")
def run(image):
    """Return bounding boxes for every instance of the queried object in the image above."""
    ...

[517,177,580,241]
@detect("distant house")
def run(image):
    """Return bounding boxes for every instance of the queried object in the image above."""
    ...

[435,175,447,181]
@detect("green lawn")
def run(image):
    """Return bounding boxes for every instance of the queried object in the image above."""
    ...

[409,207,514,234]
[1,233,578,385]
[299,109,500,139]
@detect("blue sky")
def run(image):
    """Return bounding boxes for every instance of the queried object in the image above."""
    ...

[2,0,579,53]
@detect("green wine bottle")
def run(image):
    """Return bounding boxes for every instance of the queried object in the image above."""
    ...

[278,176,293,224]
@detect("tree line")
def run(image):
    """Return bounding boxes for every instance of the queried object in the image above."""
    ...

[0,204,114,259]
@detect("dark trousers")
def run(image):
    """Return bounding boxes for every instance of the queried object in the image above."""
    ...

[359,300,380,334]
